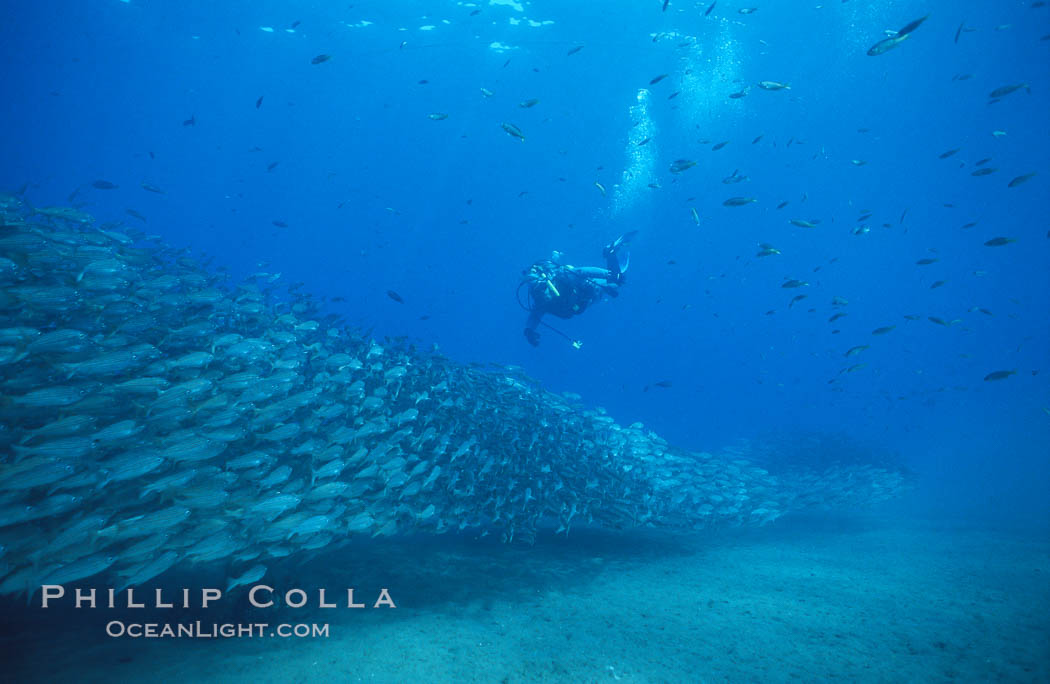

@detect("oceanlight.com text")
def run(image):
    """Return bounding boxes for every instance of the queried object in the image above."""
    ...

[105,621,330,638]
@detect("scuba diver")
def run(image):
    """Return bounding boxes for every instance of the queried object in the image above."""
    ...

[519,232,636,347]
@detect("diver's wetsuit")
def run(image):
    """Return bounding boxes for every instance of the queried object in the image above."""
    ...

[522,238,629,346]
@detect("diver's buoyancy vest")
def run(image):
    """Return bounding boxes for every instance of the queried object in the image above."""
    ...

[544,269,597,318]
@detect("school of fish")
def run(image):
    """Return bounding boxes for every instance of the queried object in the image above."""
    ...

[0,193,909,597]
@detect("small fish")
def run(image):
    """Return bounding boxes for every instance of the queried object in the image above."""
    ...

[667,91,680,100]
[386,290,404,304]
[789,219,818,228]
[594,182,606,197]
[480,87,494,97]
[983,237,1016,247]
[752,135,763,144]
[975,158,992,166]
[669,159,696,174]
[930,280,947,289]
[728,89,748,99]
[227,565,267,593]
[125,209,147,222]
[776,201,789,210]
[691,208,700,225]
[501,122,525,141]
[662,0,670,11]
[915,258,937,265]
[781,279,808,288]
[831,296,849,306]
[954,22,964,43]
[828,312,848,323]
[267,161,280,172]
[970,168,996,176]
[705,2,716,17]
[712,141,728,151]
[896,14,929,37]
[991,130,1007,137]
[255,95,264,109]
[637,137,651,146]
[182,114,196,126]
[983,370,1015,382]
[723,197,756,207]
[757,81,790,90]
[311,54,332,65]
[845,345,869,357]
[271,220,288,228]
[140,182,165,194]
[738,7,757,14]
[851,159,867,166]
[566,46,584,56]
[872,326,895,335]
[92,180,118,190]
[928,316,950,327]
[867,34,909,56]
[519,99,539,108]
[988,83,1029,99]
[649,74,669,85]
[1008,172,1036,188]
[427,113,448,120]
[789,294,807,308]
[939,148,960,159]
[903,314,921,321]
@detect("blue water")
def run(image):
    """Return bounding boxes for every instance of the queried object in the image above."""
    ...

[2,1,1048,680]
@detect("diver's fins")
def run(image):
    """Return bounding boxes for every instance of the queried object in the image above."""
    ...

[610,230,638,250]
[604,231,637,274]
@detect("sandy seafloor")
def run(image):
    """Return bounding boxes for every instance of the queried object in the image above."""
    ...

[4,511,1048,684]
